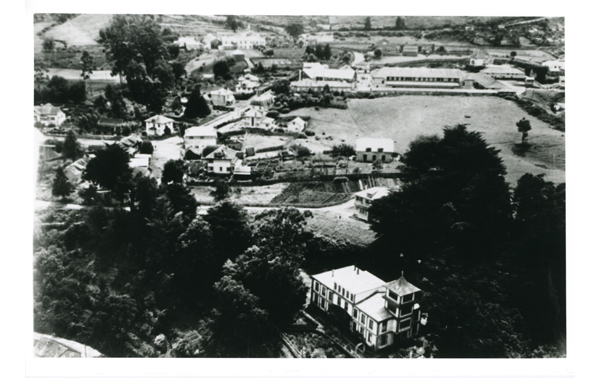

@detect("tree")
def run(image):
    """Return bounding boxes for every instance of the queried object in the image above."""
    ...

[43,37,55,52]
[331,143,356,158]
[212,60,231,80]
[83,143,132,193]
[510,51,517,59]
[62,130,84,160]
[52,167,74,201]
[168,44,180,59]
[203,201,253,262]
[290,144,311,158]
[226,16,239,32]
[34,60,50,92]
[516,118,532,144]
[395,17,405,30]
[271,79,290,95]
[374,48,382,59]
[183,89,211,118]
[161,159,185,185]
[211,179,230,202]
[264,49,274,57]
[80,51,94,95]
[322,44,332,60]
[285,23,304,39]
[364,17,372,31]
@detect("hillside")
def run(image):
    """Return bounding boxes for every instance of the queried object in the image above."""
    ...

[42,14,113,46]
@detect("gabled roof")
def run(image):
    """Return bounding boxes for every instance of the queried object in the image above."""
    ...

[356,138,394,152]
[312,265,386,295]
[371,67,464,80]
[145,115,174,124]
[470,49,490,59]
[385,276,421,296]
[204,145,238,161]
[303,66,356,81]
[35,103,63,116]
[355,292,395,322]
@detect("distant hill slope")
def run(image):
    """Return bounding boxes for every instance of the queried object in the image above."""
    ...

[329,16,518,30]
[43,14,113,46]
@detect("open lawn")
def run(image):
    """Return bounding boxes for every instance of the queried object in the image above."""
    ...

[305,211,377,247]
[150,136,184,180]
[244,134,291,151]
[290,96,565,184]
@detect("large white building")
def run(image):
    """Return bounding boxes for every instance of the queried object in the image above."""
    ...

[220,31,266,50]
[356,138,395,163]
[371,67,465,89]
[34,103,66,126]
[480,65,526,80]
[311,266,423,351]
[209,88,236,108]
[184,126,218,155]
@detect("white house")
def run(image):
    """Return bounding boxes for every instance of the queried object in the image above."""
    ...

[356,138,395,163]
[286,117,306,133]
[310,266,423,351]
[220,31,266,50]
[480,65,526,80]
[469,49,491,67]
[184,126,218,155]
[204,145,240,174]
[34,103,66,126]
[354,187,391,221]
[145,115,175,136]
[209,88,236,107]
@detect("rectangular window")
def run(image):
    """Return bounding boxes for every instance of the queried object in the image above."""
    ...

[366,148,371,152]
[388,290,399,302]
[361,314,366,324]
[337,297,341,306]
[382,321,387,332]
[219,166,223,172]
[372,155,376,161]
[351,294,355,302]
[382,155,386,162]
[353,309,358,318]
[344,302,349,311]
[363,154,367,162]
[368,333,372,343]
[334,283,337,291]
[342,288,345,297]
[369,319,374,330]
[321,287,326,295]
[328,292,333,301]
[400,318,411,330]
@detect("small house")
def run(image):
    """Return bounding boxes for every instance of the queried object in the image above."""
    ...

[232,50,246,61]
[209,88,236,108]
[402,45,419,57]
[203,145,240,175]
[184,126,218,155]
[356,138,395,162]
[286,117,306,133]
[480,65,526,80]
[175,36,202,51]
[145,115,175,136]
[354,186,390,221]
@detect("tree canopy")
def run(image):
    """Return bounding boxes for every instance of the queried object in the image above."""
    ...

[285,23,304,38]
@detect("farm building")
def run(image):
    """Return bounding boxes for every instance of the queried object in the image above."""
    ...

[204,145,240,175]
[356,138,395,163]
[402,45,419,56]
[286,117,307,133]
[145,115,175,136]
[543,59,565,77]
[175,36,202,50]
[354,187,390,221]
[184,127,218,155]
[34,104,66,126]
[209,88,236,107]
[310,266,423,351]
[469,49,491,67]
[370,67,465,89]
[480,65,526,80]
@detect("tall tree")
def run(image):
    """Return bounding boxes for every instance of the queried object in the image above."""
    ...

[83,143,132,193]
[183,89,211,118]
[395,16,405,30]
[285,23,304,39]
[203,201,253,262]
[62,130,84,160]
[161,159,185,185]
[364,17,372,31]
[80,51,95,95]
[52,167,74,201]
[516,118,532,144]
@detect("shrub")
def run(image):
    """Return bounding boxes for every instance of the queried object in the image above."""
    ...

[305,130,315,137]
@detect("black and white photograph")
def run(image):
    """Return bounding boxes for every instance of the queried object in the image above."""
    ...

[18,1,585,376]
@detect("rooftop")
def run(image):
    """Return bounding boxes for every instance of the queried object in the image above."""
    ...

[34,103,63,116]
[145,115,174,124]
[372,67,464,79]
[356,138,395,152]
[470,49,490,59]
[355,292,395,322]
[205,145,239,161]
[481,65,525,75]
[303,66,356,81]
[385,276,421,296]
[312,265,386,295]
[354,186,391,201]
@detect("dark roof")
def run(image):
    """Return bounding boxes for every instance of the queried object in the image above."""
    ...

[385,276,421,296]
[245,147,256,156]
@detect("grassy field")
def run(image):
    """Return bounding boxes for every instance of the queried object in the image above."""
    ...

[244,134,291,151]
[191,183,288,204]
[305,211,377,247]
[290,96,565,184]
[42,14,113,46]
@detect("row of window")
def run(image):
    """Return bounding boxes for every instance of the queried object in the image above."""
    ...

[386,76,460,83]
[364,148,385,152]
[387,290,415,305]
[332,282,355,303]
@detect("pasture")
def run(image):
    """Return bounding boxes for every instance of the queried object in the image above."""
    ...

[289,95,565,184]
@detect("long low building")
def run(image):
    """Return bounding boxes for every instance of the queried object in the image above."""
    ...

[371,67,465,89]
[480,64,526,80]
[302,64,357,83]
[290,78,354,92]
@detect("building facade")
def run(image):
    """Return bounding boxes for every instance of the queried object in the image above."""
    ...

[354,187,391,221]
[480,65,526,80]
[356,138,395,162]
[371,67,464,89]
[184,126,218,155]
[34,104,66,126]
[310,266,423,350]
[145,115,175,136]
[209,89,236,108]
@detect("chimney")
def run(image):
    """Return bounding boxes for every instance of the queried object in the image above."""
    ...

[332,269,335,277]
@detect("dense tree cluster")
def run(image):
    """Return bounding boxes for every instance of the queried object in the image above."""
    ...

[368,124,565,357]
[34,75,87,105]
[304,44,332,61]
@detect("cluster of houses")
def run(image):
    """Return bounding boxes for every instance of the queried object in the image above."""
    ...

[310,265,424,351]
[174,31,266,52]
